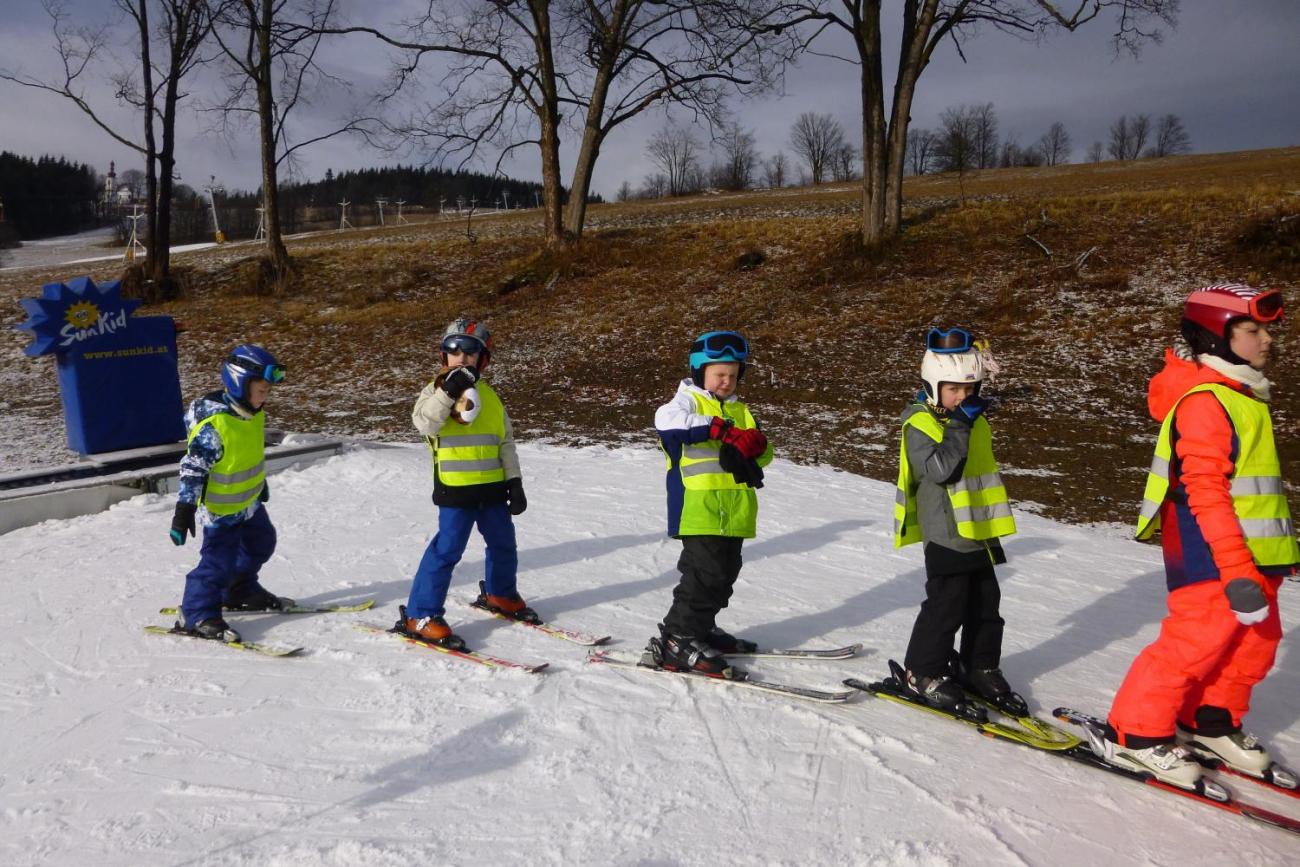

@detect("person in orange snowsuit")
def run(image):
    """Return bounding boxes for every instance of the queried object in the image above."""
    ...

[1099,284,1298,792]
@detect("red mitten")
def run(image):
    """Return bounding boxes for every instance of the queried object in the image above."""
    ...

[708,416,732,440]
[722,426,768,460]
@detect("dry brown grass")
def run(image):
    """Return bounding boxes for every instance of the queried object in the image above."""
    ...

[5,147,1300,522]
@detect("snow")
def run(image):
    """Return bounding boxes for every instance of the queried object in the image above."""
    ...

[1,442,1297,866]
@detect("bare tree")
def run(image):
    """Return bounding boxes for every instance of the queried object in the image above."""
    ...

[906,127,936,175]
[647,124,702,197]
[1038,121,1071,166]
[714,123,760,191]
[1109,112,1152,159]
[934,105,976,174]
[1086,139,1104,163]
[764,151,788,188]
[640,172,668,199]
[832,142,859,181]
[969,102,999,169]
[1147,112,1191,157]
[1,1,210,295]
[327,2,802,246]
[790,112,845,185]
[757,1,1176,244]
[616,179,634,202]
[206,0,360,287]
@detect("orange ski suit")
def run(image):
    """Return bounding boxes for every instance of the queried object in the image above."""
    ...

[1108,350,1290,745]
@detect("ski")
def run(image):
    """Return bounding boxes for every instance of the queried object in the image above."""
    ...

[588,650,855,704]
[1192,759,1300,800]
[459,597,610,646]
[1053,707,1300,837]
[728,643,863,660]
[143,625,303,657]
[844,672,1080,751]
[355,623,548,674]
[158,599,376,616]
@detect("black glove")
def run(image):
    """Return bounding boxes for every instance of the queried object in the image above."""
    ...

[1224,577,1269,626]
[170,502,197,546]
[441,367,479,399]
[259,481,269,503]
[951,393,990,424]
[718,443,765,489]
[505,477,528,515]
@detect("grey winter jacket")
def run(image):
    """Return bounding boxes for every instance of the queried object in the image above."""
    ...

[901,401,1003,562]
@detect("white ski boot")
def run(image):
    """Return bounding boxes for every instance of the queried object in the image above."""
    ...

[1091,736,1206,792]
[1177,725,1299,788]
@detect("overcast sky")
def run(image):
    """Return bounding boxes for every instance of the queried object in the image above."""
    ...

[1,1,1297,201]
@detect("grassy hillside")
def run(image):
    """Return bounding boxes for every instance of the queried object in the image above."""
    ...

[3,147,1300,525]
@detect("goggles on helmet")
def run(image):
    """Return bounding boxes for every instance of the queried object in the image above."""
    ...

[691,331,749,362]
[227,354,285,384]
[441,334,485,356]
[926,327,974,354]
[1245,289,1284,322]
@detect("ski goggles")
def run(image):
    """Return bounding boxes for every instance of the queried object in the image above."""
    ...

[1243,289,1284,323]
[440,334,486,355]
[228,355,286,384]
[691,331,749,362]
[926,327,974,354]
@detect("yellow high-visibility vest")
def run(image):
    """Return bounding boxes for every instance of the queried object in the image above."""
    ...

[1135,382,1299,567]
[430,381,507,486]
[190,410,265,516]
[894,410,1016,547]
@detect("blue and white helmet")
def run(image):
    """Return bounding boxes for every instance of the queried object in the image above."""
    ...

[689,330,749,387]
[222,344,285,406]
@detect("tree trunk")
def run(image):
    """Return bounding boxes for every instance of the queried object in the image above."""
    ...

[857,6,887,247]
[884,0,938,234]
[135,0,168,286]
[256,0,291,285]
[154,57,183,298]
[565,37,617,240]
[529,1,568,247]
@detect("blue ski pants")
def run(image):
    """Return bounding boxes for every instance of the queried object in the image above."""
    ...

[407,503,518,618]
[181,505,277,627]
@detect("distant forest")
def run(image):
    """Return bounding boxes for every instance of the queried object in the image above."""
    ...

[0,152,101,242]
[0,156,585,244]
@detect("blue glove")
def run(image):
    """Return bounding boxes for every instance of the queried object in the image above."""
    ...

[952,394,990,423]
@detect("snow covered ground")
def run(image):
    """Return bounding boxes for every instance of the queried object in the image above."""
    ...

[2,443,1298,866]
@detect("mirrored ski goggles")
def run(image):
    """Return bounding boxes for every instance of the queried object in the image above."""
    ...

[440,334,485,355]
[691,331,749,361]
[926,327,974,354]
[228,356,286,384]
[1245,290,1284,323]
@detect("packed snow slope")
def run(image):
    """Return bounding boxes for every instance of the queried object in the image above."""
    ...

[2,443,1298,866]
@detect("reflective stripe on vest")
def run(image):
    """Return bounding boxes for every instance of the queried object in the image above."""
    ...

[894,410,1016,547]
[431,381,506,485]
[190,409,266,516]
[1135,382,1299,567]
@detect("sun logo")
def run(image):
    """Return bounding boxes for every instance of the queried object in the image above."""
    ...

[65,301,100,330]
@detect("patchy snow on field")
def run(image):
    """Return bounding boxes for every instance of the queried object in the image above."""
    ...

[1,443,1297,866]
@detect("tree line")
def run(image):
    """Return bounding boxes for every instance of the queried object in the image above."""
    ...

[0,152,102,239]
[1,1,1179,295]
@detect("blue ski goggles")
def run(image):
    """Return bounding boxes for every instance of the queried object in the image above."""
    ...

[440,334,485,356]
[690,331,749,362]
[926,327,974,354]
[228,355,286,384]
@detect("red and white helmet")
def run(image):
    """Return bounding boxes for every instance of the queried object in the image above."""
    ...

[440,317,493,370]
[1181,284,1282,361]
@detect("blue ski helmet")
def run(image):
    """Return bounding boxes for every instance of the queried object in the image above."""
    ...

[222,344,285,406]
[689,330,749,387]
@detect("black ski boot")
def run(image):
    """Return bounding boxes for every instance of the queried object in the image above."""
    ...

[182,617,242,644]
[955,661,1029,717]
[901,666,987,722]
[647,633,738,678]
[225,583,295,612]
[472,581,542,624]
[704,626,758,654]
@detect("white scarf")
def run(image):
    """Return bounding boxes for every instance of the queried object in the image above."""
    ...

[1196,353,1272,402]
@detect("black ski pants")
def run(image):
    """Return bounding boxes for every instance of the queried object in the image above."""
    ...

[904,562,1004,678]
[661,535,744,640]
